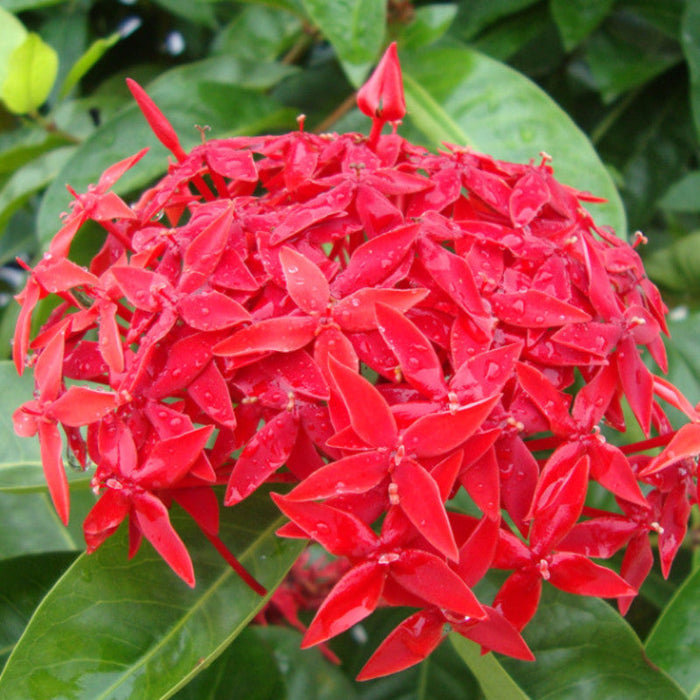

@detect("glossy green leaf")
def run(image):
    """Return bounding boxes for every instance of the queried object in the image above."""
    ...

[0,146,74,245]
[1,0,68,10]
[235,0,306,16]
[0,361,43,490]
[657,311,700,416]
[1,33,59,115]
[301,0,387,87]
[645,232,700,295]
[170,627,286,700]
[495,587,687,699]
[174,626,357,700]
[0,8,27,88]
[0,490,94,559]
[151,0,217,28]
[400,41,626,235]
[659,171,700,212]
[326,607,481,699]
[594,79,694,231]
[550,0,615,50]
[213,5,303,62]
[683,0,700,141]
[585,9,682,103]
[646,566,700,697]
[0,361,92,492]
[471,4,550,61]
[0,491,305,699]
[0,552,78,670]
[450,636,528,700]
[626,0,684,38]
[59,31,122,99]
[451,0,540,41]
[0,128,70,175]
[397,4,459,50]
[37,56,297,246]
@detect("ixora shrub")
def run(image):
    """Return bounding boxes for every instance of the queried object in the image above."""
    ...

[10,43,700,681]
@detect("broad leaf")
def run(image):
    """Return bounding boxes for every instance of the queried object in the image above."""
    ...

[0,146,74,247]
[213,5,304,62]
[400,41,626,235]
[59,30,124,99]
[646,565,700,697]
[0,8,27,88]
[0,490,93,559]
[657,311,700,414]
[0,489,304,699]
[1,33,58,115]
[683,0,700,141]
[0,552,78,670]
[173,626,358,700]
[645,232,700,295]
[0,361,90,492]
[397,4,459,50]
[659,171,700,212]
[37,56,297,246]
[451,0,541,41]
[301,0,387,87]
[550,0,616,51]
[491,586,687,698]
[585,8,683,103]
[450,636,528,700]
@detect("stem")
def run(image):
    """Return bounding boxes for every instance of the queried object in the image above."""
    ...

[313,92,357,134]
[29,111,81,144]
[618,431,676,455]
[591,88,642,146]
[202,529,267,596]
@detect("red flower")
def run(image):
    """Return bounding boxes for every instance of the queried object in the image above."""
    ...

[12,41,700,678]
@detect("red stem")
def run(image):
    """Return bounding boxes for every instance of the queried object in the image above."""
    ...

[201,529,267,596]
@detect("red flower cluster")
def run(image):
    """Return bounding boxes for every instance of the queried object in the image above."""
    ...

[13,44,700,679]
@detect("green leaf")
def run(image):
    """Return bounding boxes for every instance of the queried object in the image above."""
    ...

[0,362,43,490]
[585,9,682,103]
[174,626,358,700]
[0,146,74,248]
[471,4,550,61]
[213,5,303,62]
[59,31,122,99]
[170,627,286,700]
[400,41,626,235]
[659,171,700,212]
[0,552,78,670]
[644,232,700,295]
[646,565,700,697]
[550,0,616,51]
[0,490,94,559]
[234,0,306,16]
[151,0,218,28]
[683,0,700,141]
[0,491,305,699]
[0,0,68,10]
[594,79,695,231]
[658,311,700,410]
[0,8,27,88]
[0,128,70,175]
[495,587,687,699]
[450,636,528,700]
[301,0,387,87]
[37,56,297,247]
[396,5,458,50]
[451,0,541,41]
[0,360,92,493]
[1,33,59,115]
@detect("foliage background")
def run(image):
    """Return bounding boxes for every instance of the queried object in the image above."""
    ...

[0,1,699,698]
